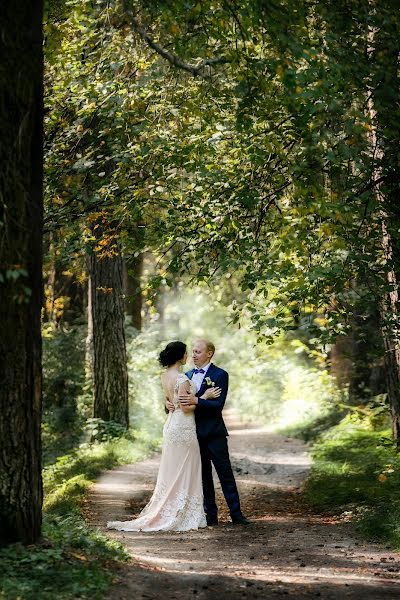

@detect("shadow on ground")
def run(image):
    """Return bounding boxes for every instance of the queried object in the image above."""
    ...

[88,414,400,599]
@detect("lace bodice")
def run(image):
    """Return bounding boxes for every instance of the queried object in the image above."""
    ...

[162,374,197,447]
[172,373,195,409]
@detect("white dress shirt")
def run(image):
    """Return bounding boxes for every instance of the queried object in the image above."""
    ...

[191,362,211,392]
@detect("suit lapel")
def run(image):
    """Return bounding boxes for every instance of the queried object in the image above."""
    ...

[186,368,195,380]
[198,363,217,394]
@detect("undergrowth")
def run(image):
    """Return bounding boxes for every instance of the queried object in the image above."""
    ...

[302,407,400,549]
[0,433,160,600]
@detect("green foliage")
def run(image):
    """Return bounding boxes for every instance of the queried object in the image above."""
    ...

[43,0,399,354]
[304,410,400,548]
[126,0,398,349]
[42,324,86,462]
[0,530,123,600]
[281,406,345,443]
[43,436,159,513]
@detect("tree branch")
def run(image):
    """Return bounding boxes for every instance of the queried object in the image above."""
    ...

[345,175,387,204]
[122,2,228,78]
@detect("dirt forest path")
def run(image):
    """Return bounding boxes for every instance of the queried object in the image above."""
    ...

[88,412,400,599]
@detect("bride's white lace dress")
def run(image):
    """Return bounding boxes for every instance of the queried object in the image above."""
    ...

[107,374,207,532]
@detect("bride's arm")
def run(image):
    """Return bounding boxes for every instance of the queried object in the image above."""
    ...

[178,380,196,413]
[196,371,228,412]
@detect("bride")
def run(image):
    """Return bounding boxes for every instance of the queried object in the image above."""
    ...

[107,341,221,532]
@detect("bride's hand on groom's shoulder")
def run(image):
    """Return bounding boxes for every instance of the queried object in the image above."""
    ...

[202,387,222,400]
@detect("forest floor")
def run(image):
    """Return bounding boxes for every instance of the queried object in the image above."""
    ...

[87,412,400,599]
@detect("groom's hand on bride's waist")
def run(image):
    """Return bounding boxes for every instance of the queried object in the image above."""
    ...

[178,391,198,406]
[166,399,175,412]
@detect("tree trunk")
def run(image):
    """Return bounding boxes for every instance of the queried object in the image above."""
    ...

[367,18,400,442]
[328,291,385,402]
[45,232,57,323]
[348,308,385,402]
[85,266,94,384]
[89,220,129,427]
[123,253,143,330]
[379,224,400,443]
[0,1,43,546]
[381,298,400,442]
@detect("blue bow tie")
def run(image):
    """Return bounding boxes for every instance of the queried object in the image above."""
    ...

[193,368,205,374]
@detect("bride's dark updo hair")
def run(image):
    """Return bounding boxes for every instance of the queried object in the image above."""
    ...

[159,341,187,367]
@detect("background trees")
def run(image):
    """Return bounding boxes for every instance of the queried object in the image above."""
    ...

[41,0,399,440]
[1,0,399,552]
[135,0,400,438]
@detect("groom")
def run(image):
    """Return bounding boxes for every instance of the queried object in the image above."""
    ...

[178,339,249,526]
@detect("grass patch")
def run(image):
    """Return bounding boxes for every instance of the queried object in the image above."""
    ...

[0,433,161,600]
[304,414,400,548]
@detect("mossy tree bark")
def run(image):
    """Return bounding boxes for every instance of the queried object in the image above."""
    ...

[0,1,43,546]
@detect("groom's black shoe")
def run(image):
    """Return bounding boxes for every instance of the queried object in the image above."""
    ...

[231,515,250,526]
[206,516,219,526]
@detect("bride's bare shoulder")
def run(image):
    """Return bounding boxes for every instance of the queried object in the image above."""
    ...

[161,370,181,385]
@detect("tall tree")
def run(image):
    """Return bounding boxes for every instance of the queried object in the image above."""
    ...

[124,254,143,330]
[0,1,43,545]
[88,214,129,427]
[367,10,400,441]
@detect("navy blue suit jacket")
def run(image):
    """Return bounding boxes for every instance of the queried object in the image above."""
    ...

[186,363,229,439]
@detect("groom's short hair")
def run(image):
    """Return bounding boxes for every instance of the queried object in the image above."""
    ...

[198,339,215,356]
[206,340,215,356]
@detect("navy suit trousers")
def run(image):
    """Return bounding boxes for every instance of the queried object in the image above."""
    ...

[198,435,242,520]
